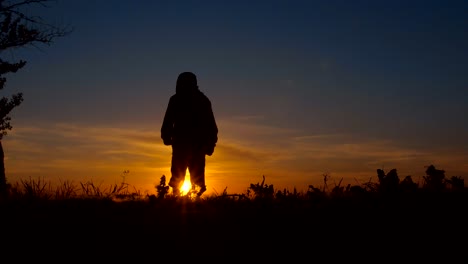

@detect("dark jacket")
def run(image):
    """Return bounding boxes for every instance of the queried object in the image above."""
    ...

[161,88,218,155]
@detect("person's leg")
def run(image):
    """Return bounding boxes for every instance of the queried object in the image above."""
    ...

[188,151,206,196]
[169,147,188,195]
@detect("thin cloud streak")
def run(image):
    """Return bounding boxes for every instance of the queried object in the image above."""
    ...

[3,118,468,195]
[5,122,170,194]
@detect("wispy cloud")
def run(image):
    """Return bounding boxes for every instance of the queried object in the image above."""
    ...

[213,117,468,190]
[4,122,170,193]
[3,118,467,194]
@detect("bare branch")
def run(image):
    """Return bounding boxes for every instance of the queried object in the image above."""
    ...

[0,0,70,138]
[1,0,51,11]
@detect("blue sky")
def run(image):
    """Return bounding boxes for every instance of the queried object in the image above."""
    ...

[3,0,467,194]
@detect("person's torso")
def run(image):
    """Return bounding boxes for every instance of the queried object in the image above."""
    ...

[171,91,211,145]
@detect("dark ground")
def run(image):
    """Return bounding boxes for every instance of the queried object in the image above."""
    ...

[1,192,467,262]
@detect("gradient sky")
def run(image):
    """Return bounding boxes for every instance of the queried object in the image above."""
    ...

[2,0,467,195]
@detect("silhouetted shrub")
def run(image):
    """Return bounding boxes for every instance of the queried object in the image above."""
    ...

[249,175,274,200]
[155,175,170,199]
[330,178,345,197]
[423,165,446,192]
[399,175,418,193]
[377,168,400,194]
[446,176,465,191]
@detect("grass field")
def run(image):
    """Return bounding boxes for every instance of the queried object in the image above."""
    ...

[1,165,467,262]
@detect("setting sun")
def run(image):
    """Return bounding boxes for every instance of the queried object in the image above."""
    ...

[180,174,192,195]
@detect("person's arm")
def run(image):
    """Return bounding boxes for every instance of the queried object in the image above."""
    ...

[161,97,175,146]
[204,100,218,155]
[208,103,218,145]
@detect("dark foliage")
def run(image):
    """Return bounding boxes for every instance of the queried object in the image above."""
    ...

[155,174,170,199]
[0,0,71,195]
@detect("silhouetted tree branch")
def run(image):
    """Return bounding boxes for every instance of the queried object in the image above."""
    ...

[0,0,72,196]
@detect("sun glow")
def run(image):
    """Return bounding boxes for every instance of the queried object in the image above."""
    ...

[180,174,192,195]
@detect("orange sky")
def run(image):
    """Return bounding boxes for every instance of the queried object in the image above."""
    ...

[3,1,468,197]
[4,117,467,196]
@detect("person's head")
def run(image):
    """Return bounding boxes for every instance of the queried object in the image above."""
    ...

[176,72,198,94]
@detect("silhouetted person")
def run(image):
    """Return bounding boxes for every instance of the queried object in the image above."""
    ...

[161,72,218,196]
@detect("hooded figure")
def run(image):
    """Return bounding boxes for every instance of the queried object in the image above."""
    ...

[161,72,218,196]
